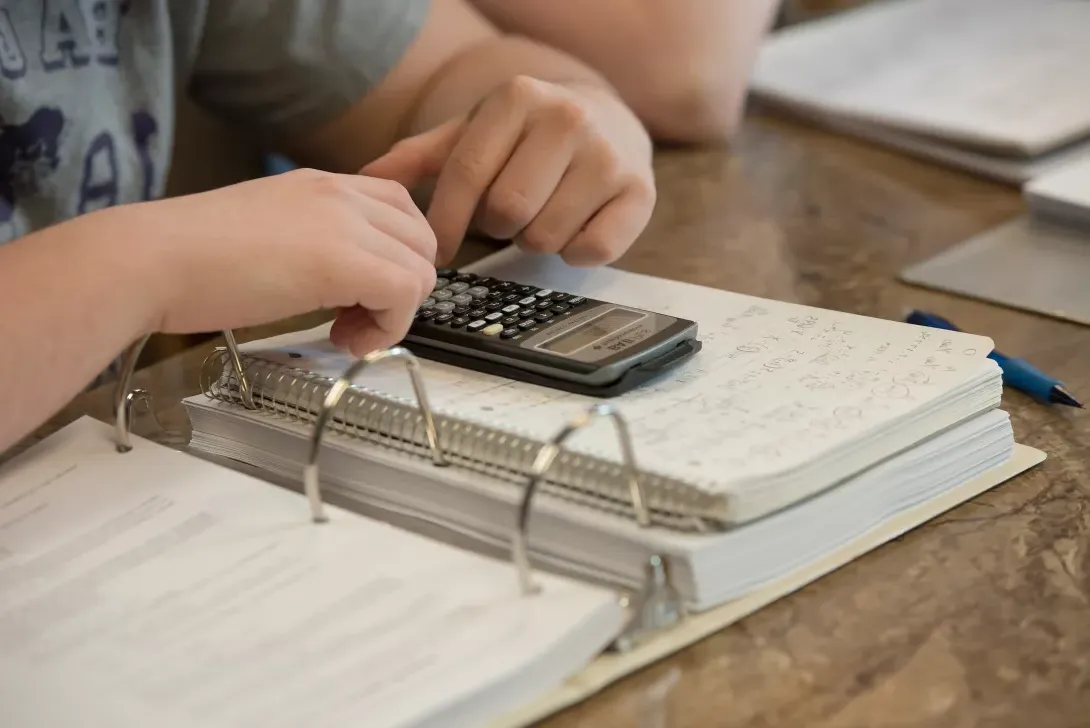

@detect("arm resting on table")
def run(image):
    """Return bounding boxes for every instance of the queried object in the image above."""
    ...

[467,0,783,143]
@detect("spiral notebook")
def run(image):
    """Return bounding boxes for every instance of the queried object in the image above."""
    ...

[183,247,1026,611]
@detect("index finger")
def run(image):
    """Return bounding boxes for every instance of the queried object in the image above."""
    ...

[427,92,527,263]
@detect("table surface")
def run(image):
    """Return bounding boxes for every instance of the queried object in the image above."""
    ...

[23,109,1090,727]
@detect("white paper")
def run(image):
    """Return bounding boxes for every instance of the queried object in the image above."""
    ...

[242,249,996,490]
[0,417,621,728]
[751,0,1090,155]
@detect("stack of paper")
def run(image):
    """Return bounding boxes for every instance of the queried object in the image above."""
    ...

[749,0,1090,183]
[0,418,623,728]
[184,248,1012,612]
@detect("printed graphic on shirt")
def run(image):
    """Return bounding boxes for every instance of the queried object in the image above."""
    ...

[41,0,125,70]
[0,0,160,237]
[0,106,64,223]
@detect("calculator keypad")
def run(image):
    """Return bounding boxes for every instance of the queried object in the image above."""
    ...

[413,269,589,345]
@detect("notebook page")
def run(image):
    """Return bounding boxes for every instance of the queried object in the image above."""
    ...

[241,249,996,492]
[751,0,1090,154]
[0,417,621,728]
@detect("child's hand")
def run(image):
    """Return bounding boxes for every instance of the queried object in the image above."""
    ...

[111,168,437,357]
[362,75,656,267]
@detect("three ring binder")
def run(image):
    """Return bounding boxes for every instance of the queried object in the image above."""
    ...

[112,328,685,652]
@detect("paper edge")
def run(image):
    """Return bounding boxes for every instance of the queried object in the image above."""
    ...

[486,442,1046,728]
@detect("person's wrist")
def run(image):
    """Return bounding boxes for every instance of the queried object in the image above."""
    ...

[73,202,180,337]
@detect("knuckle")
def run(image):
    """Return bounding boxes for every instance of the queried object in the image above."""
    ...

[377,175,413,202]
[304,170,350,200]
[446,151,489,187]
[519,225,564,254]
[588,142,621,180]
[548,98,590,133]
[485,188,535,232]
[577,233,620,265]
[503,74,544,105]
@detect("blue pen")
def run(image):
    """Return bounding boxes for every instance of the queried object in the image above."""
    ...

[905,310,1082,408]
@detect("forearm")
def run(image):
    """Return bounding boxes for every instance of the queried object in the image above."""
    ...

[471,0,782,142]
[0,209,165,452]
[283,0,621,174]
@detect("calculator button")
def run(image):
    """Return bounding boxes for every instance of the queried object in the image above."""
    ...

[450,316,470,328]
[434,313,454,324]
[535,300,553,311]
[518,308,536,318]
[466,319,487,332]
[484,312,503,322]
[550,292,570,302]
[534,312,553,322]
[567,296,586,306]
[485,302,504,312]
[450,293,473,306]
[517,319,537,331]
[501,327,520,339]
[494,281,515,291]
[432,289,453,301]
[419,298,436,309]
[534,289,553,298]
[518,296,536,306]
[453,273,477,283]
[467,286,490,299]
[436,268,457,278]
[433,278,450,291]
[434,301,456,313]
[482,323,504,336]
[469,307,487,318]
[551,303,570,314]
[447,281,470,294]
[515,285,537,294]
[502,293,520,303]
[501,315,520,325]
[474,277,496,287]
[416,309,438,321]
[453,305,470,315]
[487,291,504,301]
[501,304,520,314]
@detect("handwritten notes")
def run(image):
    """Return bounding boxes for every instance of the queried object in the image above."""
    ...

[0,418,621,728]
[243,250,999,494]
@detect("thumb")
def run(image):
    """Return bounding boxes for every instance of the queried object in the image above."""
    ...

[361,118,464,189]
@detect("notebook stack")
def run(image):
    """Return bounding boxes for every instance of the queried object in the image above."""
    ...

[185,247,1023,610]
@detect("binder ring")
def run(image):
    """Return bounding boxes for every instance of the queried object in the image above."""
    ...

[514,403,650,596]
[114,330,253,452]
[304,346,446,523]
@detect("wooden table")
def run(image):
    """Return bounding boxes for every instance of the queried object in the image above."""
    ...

[25,110,1090,726]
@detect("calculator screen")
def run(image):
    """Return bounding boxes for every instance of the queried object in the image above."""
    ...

[537,308,644,355]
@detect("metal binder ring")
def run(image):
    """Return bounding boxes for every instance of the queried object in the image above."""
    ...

[222,330,255,410]
[113,334,151,453]
[114,329,253,453]
[513,403,650,596]
[304,346,446,523]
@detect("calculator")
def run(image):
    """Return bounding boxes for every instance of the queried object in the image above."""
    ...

[401,268,702,397]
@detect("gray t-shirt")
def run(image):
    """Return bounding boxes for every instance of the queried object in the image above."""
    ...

[0,0,430,242]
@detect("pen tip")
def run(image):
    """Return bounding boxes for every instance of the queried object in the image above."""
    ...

[1051,385,1083,408]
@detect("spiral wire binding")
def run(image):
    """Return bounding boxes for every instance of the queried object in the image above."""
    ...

[198,349,719,532]
[298,357,684,648]
[112,331,686,649]
[302,346,446,523]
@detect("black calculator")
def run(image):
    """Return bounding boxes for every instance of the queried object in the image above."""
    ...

[400,268,702,397]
